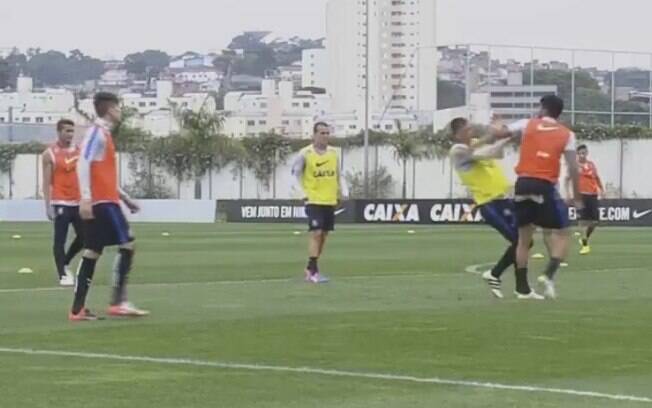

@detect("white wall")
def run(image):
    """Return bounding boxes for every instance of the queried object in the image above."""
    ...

[302,49,329,89]
[5,139,649,200]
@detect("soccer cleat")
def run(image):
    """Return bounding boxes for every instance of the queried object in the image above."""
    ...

[481,270,504,299]
[560,262,569,268]
[514,291,545,300]
[579,245,591,255]
[531,253,545,260]
[538,275,557,299]
[59,275,75,287]
[304,268,313,282]
[107,302,150,317]
[68,308,100,322]
[308,272,330,284]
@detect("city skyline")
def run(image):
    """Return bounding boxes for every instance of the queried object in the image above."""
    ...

[2,0,652,59]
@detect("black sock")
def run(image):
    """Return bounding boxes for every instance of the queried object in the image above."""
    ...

[71,257,97,314]
[544,258,562,280]
[111,248,134,306]
[515,267,531,294]
[581,238,588,246]
[307,257,318,274]
[64,236,84,267]
[53,243,66,278]
[491,245,515,279]
[586,226,596,241]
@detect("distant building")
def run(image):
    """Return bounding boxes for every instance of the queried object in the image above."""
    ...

[302,49,328,89]
[223,79,330,139]
[326,0,438,124]
[0,76,80,125]
[170,67,223,84]
[488,72,558,122]
[169,53,215,69]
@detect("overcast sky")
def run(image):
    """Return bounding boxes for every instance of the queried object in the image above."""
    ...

[2,0,652,66]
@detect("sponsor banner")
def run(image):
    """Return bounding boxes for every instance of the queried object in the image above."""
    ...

[356,199,652,226]
[219,200,355,223]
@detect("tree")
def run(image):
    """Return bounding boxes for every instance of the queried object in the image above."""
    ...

[345,166,395,199]
[241,133,292,195]
[23,49,103,86]
[532,69,601,102]
[124,50,170,76]
[388,121,431,199]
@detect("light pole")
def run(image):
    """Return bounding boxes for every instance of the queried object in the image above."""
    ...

[363,0,370,198]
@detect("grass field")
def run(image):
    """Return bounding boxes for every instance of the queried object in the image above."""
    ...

[1,222,651,407]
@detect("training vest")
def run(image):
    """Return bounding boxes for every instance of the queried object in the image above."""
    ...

[300,145,339,206]
[515,118,572,183]
[49,144,81,205]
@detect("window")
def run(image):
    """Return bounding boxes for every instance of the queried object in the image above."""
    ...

[303,102,311,108]
[22,117,31,122]
[0,117,5,122]
[282,120,290,125]
[295,120,302,125]
[385,124,393,131]
[258,120,266,125]
[139,102,146,107]
[150,102,157,106]
[349,124,357,130]
[373,124,381,129]
[260,103,267,109]
[36,117,44,123]
[247,120,255,126]
[292,102,300,108]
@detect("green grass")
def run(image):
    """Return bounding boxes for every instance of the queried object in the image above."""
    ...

[1,222,651,407]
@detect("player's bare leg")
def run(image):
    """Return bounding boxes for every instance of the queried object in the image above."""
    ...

[538,228,570,299]
[305,231,328,283]
[515,225,543,299]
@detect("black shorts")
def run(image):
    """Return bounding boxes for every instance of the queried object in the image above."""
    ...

[479,199,518,243]
[514,177,570,230]
[84,203,133,252]
[579,194,600,222]
[306,204,336,232]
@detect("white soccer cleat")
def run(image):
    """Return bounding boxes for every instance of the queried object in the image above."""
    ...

[59,275,75,287]
[538,275,557,299]
[64,265,75,280]
[481,270,504,299]
[514,291,545,300]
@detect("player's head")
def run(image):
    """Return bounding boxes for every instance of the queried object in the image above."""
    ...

[449,117,472,145]
[94,92,121,123]
[313,121,331,148]
[539,95,564,119]
[56,119,75,146]
[577,144,589,162]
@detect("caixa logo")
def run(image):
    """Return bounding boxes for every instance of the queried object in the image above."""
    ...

[430,203,483,223]
[363,203,420,222]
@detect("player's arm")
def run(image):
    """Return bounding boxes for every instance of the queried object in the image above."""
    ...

[471,137,512,160]
[594,164,605,196]
[563,133,583,208]
[290,152,307,200]
[77,129,106,219]
[41,149,55,220]
[119,187,140,214]
[490,119,529,143]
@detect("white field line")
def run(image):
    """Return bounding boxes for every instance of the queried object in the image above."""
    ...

[0,273,444,294]
[464,263,646,276]
[0,347,649,403]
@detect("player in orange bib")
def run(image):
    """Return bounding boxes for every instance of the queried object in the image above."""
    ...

[69,92,148,321]
[42,119,83,287]
[496,95,583,299]
[566,144,603,255]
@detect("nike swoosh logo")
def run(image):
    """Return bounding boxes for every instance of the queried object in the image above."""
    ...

[537,124,560,132]
[316,161,329,167]
[633,209,652,219]
[335,208,346,216]
[64,156,79,165]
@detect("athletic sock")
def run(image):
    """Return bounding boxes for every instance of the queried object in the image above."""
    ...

[307,257,318,275]
[515,267,531,294]
[544,258,562,280]
[491,245,515,279]
[581,238,588,247]
[71,257,97,314]
[111,248,134,306]
[64,236,84,267]
[586,226,596,240]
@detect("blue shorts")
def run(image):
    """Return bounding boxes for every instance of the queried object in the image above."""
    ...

[83,203,133,252]
[514,177,570,230]
[479,199,518,243]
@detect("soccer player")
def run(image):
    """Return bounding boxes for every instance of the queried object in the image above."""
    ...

[69,92,148,321]
[42,119,83,287]
[566,144,603,255]
[449,118,541,299]
[496,95,583,299]
[292,122,348,284]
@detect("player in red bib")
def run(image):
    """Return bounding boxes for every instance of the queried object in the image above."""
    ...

[69,92,148,321]
[566,144,603,255]
[496,95,583,299]
[42,119,83,287]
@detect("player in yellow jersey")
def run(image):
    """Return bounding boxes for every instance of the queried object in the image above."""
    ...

[292,122,348,284]
[450,118,542,300]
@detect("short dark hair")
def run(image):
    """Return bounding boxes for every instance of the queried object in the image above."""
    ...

[56,119,75,132]
[93,92,120,117]
[540,95,564,119]
[577,144,588,152]
[313,121,330,134]
[449,117,468,135]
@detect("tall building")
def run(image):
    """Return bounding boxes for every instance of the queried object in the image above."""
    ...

[302,49,329,89]
[327,0,437,124]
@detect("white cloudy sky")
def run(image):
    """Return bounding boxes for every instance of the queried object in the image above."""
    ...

[1,0,651,64]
